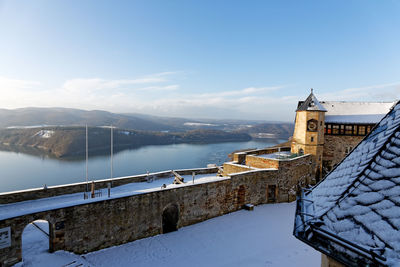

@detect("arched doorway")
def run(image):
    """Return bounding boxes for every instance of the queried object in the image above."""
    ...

[22,220,50,262]
[162,204,179,233]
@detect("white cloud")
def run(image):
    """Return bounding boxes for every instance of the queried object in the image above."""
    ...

[319,82,400,101]
[0,76,41,90]
[198,86,282,98]
[0,74,297,120]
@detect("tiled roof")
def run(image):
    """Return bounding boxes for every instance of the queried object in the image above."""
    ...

[296,101,400,265]
[297,92,327,112]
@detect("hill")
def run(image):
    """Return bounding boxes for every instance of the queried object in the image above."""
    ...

[0,127,251,158]
[0,108,293,135]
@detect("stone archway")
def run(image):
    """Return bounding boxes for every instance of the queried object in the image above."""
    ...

[22,220,51,261]
[162,204,179,234]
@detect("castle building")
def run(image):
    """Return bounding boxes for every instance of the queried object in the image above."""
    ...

[291,89,395,181]
[294,100,400,266]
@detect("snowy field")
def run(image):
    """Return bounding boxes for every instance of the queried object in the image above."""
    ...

[16,202,320,267]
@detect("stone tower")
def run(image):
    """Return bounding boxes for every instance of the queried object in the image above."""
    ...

[291,89,326,182]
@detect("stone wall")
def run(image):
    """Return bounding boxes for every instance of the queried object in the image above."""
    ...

[321,254,345,267]
[222,162,255,175]
[0,167,218,204]
[277,155,313,201]
[322,135,364,175]
[225,154,312,202]
[0,167,280,266]
[0,153,313,266]
[245,155,280,169]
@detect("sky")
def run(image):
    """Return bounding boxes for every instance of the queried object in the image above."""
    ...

[0,0,400,121]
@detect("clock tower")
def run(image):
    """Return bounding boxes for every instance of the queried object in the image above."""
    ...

[291,89,326,182]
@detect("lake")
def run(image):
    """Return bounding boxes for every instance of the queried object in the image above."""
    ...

[0,139,284,193]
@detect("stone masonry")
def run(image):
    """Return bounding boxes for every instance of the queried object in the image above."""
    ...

[0,159,311,266]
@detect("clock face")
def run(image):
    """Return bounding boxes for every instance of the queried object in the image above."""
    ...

[307,120,318,132]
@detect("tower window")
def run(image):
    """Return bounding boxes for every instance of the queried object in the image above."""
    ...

[311,137,314,142]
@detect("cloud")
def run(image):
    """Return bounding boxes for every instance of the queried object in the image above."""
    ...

[61,72,180,93]
[198,86,282,98]
[0,76,41,90]
[319,82,400,101]
[0,74,299,120]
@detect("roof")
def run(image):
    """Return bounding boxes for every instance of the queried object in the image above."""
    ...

[297,91,327,112]
[321,101,395,124]
[294,100,400,266]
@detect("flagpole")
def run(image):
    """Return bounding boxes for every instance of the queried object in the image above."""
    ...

[111,125,113,185]
[86,124,89,193]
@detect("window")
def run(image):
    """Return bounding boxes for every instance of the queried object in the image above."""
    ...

[325,124,332,134]
[332,125,339,135]
[366,125,372,134]
[340,125,345,135]
[354,125,359,135]
[358,126,365,135]
[311,137,314,142]
[345,125,352,135]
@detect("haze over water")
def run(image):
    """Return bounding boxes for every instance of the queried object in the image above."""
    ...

[0,140,283,193]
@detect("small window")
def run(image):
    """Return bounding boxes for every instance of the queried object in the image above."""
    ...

[359,126,366,135]
[320,121,322,126]
[332,125,339,135]
[311,137,314,142]
[353,125,358,135]
[345,125,352,135]
[326,124,332,134]
[340,125,345,135]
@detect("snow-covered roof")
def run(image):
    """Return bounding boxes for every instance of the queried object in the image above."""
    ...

[297,91,327,112]
[295,100,400,265]
[321,101,395,124]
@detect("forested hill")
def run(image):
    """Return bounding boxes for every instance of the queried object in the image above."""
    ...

[0,127,251,158]
[0,108,294,136]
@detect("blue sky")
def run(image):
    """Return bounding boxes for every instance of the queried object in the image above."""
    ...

[0,0,400,121]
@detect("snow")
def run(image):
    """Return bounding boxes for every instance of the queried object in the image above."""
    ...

[298,93,327,111]
[119,131,130,135]
[14,202,320,267]
[0,173,224,220]
[34,130,55,138]
[320,101,394,116]
[258,151,292,159]
[183,122,217,127]
[325,114,386,124]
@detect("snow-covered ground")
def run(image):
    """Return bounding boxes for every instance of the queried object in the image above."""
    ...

[15,203,320,267]
[0,173,226,220]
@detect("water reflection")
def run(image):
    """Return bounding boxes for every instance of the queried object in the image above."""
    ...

[0,139,284,193]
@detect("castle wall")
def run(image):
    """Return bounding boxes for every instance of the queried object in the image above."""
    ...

[223,162,254,174]
[0,167,218,204]
[322,135,364,174]
[0,154,312,266]
[245,155,280,169]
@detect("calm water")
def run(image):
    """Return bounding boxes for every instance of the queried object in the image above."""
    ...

[0,140,283,193]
